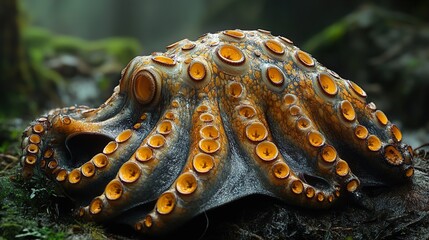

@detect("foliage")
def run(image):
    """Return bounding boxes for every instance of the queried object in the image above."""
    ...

[24,27,142,66]
[0,118,22,156]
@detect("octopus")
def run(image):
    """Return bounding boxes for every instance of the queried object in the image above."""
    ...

[20,29,415,236]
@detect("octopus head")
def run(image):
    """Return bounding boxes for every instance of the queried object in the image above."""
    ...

[20,56,167,181]
[119,56,163,108]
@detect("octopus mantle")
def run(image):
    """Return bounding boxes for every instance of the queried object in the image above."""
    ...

[21,29,414,235]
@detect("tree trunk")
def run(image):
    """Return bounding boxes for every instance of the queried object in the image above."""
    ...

[0,0,35,117]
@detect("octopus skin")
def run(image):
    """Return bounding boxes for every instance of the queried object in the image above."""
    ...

[20,29,415,235]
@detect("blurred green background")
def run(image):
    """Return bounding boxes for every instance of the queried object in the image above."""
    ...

[2,0,429,127]
[1,0,429,239]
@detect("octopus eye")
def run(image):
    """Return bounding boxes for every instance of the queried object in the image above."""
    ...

[133,70,161,105]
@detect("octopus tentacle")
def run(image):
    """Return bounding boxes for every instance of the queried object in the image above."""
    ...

[346,79,410,165]
[53,123,149,202]
[21,108,110,179]
[21,56,165,181]
[266,92,360,194]
[135,98,229,234]
[299,70,413,183]
[77,95,193,222]
[222,81,339,207]
[21,103,156,195]
[21,97,150,181]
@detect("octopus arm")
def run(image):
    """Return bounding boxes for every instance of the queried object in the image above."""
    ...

[298,71,412,184]
[265,91,359,195]
[133,98,231,234]
[42,100,161,203]
[21,83,151,181]
[222,85,340,208]
[77,95,194,223]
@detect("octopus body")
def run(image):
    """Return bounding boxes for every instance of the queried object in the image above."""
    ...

[21,29,414,235]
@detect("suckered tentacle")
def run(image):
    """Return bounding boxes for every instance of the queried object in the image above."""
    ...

[297,67,413,182]
[223,80,340,207]
[266,92,360,194]
[135,98,229,234]
[77,96,193,222]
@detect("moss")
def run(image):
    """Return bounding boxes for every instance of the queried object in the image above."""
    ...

[0,117,108,239]
[2,25,142,120]
[0,168,59,239]
[94,38,142,65]
[0,165,107,239]
[0,118,21,155]
[24,27,142,66]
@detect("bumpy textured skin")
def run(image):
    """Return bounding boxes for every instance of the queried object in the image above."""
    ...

[21,30,415,235]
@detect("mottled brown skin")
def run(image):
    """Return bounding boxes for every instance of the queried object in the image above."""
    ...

[21,29,414,235]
